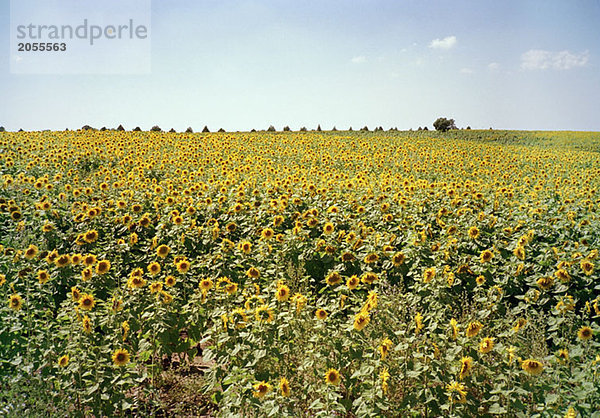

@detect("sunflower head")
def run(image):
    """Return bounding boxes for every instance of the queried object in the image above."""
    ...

[315,308,328,320]
[279,377,290,397]
[78,294,95,311]
[577,326,593,341]
[58,354,69,368]
[253,381,272,399]
[353,311,370,331]
[112,349,130,367]
[325,368,341,386]
[9,294,23,311]
[521,359,544,376]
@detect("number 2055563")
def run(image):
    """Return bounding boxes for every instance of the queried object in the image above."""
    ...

[17,42,67,52]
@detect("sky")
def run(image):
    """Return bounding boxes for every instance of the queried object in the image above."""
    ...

[1,0,600,132]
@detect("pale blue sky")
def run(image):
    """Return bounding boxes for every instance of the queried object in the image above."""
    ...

[1,0,599,131]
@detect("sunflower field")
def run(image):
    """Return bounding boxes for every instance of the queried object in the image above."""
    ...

[0,129,599,417]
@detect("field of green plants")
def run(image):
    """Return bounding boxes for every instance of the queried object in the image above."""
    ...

[1,129,599,417]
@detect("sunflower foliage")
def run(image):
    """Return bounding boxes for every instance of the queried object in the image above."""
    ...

[0,129,599,416]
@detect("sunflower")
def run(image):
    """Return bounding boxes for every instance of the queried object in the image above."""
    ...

[273,215,284,227]
[513,246,526,261]
[24,244,38,260]
[253,381,272,399]
[536,276,554,291]
[391,252,405,267]
[324,368,341,386]
[71,254,82,265]
[479,337,494,354]
[380,368,390,394]
[423,267,436,283]
[446,381,467,404]
[155,244,170,258]
[199,278,214,293]
[225,222,236,233]
[127,272,146,289]
[480,249,493,263]
[459,356,473,380]
[450,318,458,340]
[246,267,260,279]
[361,271,378,285]
[71,287,81,302]
[83,254,97,266]
[275,284,290,302]
[315,308,328,320]
[379,338,393,359]
[58,354,69,368]
[224,282,238,295]
[176,260,191,274]
[82,315,92,333]
[475,275,486,286]
[347,275,360,290]
[255,305,274,323]
[555,268,570,283]
[271,377,289,398]
[466,321,483,338]
[147,262,161,276]
[9,294,23,311]
[230,308,248,328]
[291,293,307,313]
[149,281,163,294]
[112,349,130,367]
[111,297,123,312]
[78,294,95,311]
[121,321,130,341]
[326,271,342,286]
[364,253,379,264]
[160,291,173,304]
[512,318,527,333]
[521,359,544,376]
[37,270,50,284]
[577,326,593,341]
[341,252,355,262]
[96,259,111,275]
[468,226,480,239]
[556,349,569,363]
[412,312,423,334]
[353,311,370,331]
[261,228,274,240]
[83,230,98,243]
[239,241,252,254]
[55,254,71,268]
[323,222,334,235]
[581,260,594,276]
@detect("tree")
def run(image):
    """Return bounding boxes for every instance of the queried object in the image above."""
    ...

[267,125,276,132]
[202,126,210,133]
[150,125,162,132]
[116,124,125,131]
[218,128,225,132]
[0,126,5,132]
[299,127,307,132]
[133,126,141,132]
[283,126,291,132]
[185,127,193,133]
[433,117,456,132]
[169,128,176,133]
[317,124,322,131]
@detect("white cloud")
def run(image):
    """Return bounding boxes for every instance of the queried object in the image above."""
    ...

[460,68,473,74]
[521,49,589,70]
[429,36,457,50]
[488,62,500,71]
[351,55,366,64]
